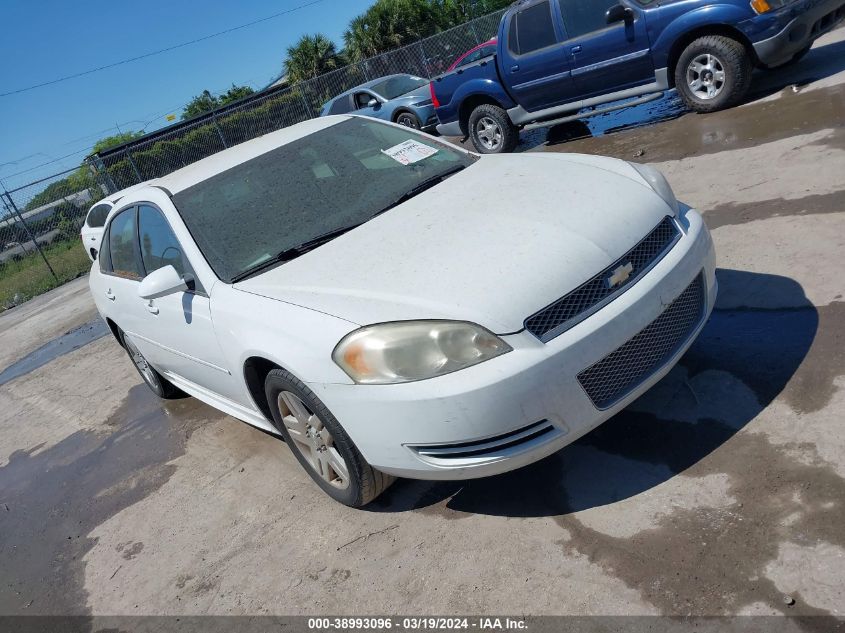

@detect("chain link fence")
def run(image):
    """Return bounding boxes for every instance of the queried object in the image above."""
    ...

[0,9,505,311]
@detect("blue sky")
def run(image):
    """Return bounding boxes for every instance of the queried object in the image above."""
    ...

[0,0,372,190]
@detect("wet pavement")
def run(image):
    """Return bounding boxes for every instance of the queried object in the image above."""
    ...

[0,319,108,387]
[1,27,844,621]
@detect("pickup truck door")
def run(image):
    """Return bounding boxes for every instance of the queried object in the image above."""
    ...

[557,0,654,100]
[503,0,577,112]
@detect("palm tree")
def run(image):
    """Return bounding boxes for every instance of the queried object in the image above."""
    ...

[284,34,343,83]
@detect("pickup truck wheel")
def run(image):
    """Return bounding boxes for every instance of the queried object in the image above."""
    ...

[265,368,395,507]
[469,104,518,154]
[675,36,751,113]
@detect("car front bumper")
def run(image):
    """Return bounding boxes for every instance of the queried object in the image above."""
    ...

[752,0,845,66]
[307,208,717,480]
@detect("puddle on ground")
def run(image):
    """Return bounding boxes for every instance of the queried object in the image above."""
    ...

[0,384,226,615]
[0,318,109,386]
[544,83,845,162]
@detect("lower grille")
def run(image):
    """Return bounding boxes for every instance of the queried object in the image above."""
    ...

[409,420,559,462]
[577,273,705,409]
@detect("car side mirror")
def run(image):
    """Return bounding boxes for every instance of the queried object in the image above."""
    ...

[606,4,634,24]
[367,98,379,108]
[138,265,191,300]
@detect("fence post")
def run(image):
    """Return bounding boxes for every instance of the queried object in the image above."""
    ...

[3,191,59,283]
[211,111,228,148]
[124,149,143,184]
[297,85,313,120]
[418,41,432,78]
[469,18,480,45]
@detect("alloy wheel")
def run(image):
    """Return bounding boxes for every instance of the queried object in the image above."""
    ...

[397,114,419,129]
[476,116,503,150]
[686,53,726,100]
[277,391,350,490]
[124,336,156,387]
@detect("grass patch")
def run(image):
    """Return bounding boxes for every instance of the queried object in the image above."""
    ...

[0,239,91,311]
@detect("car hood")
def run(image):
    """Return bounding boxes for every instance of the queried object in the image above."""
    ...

[234,153,674,334]
[393,84,431,104]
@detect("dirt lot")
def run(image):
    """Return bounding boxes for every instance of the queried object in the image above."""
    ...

[1,28,844,620]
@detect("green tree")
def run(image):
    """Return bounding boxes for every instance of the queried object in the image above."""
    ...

[219,84,255,106]
[343,0,438,61]
[92,131,144,154]
[182,90,220,120]
[284,34,344,83]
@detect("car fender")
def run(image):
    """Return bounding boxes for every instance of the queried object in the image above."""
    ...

[210,282,359,390]
[649,4,756,69]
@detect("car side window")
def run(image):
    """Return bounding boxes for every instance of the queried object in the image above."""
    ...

[354,92,373,109]
[138,205,201,291]
[511,1,557,55]
[328,96,353,115]
[559,0,622,39]
[98,223,112,273]
[86,203,112,228]
[457,49,483,68]
[107,207,144,280]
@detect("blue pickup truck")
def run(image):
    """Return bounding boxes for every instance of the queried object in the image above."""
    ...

[431,0,845,152]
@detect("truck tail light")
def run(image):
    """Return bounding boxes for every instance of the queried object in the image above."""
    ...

[429,82,440,108]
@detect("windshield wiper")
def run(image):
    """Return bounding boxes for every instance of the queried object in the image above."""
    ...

[230,165,466,283]
[230,224,360,283]
[376,164,466,215]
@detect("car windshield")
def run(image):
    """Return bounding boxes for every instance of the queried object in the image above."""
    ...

[171,118,475,282]
[368,75,428,99]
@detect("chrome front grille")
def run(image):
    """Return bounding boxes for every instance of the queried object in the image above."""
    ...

[577,273,705,410]
[525,216,680,342]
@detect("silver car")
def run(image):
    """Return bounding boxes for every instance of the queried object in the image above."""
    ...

[320,74,437,131]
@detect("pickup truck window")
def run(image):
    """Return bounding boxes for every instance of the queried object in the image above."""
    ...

[559,0,624,39]
[510,1,558,55]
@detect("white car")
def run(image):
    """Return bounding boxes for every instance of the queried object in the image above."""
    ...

[89,116,716,507]
[81,184,147,261]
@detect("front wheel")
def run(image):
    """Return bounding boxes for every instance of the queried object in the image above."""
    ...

[265,369,394,507]
[395,111,421,129]
[674,36,752,113]
[468,104,518,154]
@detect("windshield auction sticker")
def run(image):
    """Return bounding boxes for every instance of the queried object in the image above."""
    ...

[381,140,438,165]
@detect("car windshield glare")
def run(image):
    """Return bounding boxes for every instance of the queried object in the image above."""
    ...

[368,76,428,99]
[171,118,474,282]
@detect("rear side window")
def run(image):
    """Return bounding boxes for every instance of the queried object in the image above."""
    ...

[107,207,143,280]
[510,1,557,55]
[559,0,621,39]
[328,96,352,115]
[86,204,111,228]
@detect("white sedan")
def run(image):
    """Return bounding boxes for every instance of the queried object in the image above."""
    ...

[89,116,716,507]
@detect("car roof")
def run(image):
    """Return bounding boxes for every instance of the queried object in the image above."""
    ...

[329,74,422,102]
[130,116,348,196]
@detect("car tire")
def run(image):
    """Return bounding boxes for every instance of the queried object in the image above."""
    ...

[674,36,752,113]
[468,104,518,154]
[120,330,182,399]
[265,368,394,507]
[395,111,421,129]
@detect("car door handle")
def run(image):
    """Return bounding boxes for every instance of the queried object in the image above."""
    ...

[105,290,116,301]
[571,45,582,54]
[511,64,519,72]
[145,301,159,315]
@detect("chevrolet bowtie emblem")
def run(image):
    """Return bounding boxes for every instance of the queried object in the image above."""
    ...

[606,262,633,288]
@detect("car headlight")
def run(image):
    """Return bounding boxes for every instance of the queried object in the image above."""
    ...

[332,320,512,384]
[629,162,679,216]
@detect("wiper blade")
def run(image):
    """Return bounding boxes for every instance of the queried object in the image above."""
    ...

[377,164,466,214]
[230,165,466,283]
[230,224,360,283]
